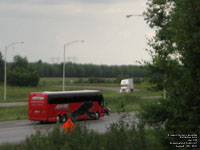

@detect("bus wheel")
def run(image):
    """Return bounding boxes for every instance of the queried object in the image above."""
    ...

[95,112,100,120]
[40,121,45,124]
[61,114,67,123]
[106,111,110,116]
[56,115,61,123]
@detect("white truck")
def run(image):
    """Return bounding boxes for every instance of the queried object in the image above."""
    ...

[120,78,134,93]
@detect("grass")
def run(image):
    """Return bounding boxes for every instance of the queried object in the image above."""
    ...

[0,106,28,121]
[0,85,82,102]
[0,85,59,102]
[0,143,22,150]
[104,92,160,112]
[0,77,162,103]
[0,77,118,102]
[0,78,165,149]
[102,82,162,112]
[0,77,162,121]
[0,120,164,149]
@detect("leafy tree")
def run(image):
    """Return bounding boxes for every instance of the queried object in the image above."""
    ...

[7,55,39,86]
[29,62,147,78]
[0,52,4,82]
[141,0,200,149]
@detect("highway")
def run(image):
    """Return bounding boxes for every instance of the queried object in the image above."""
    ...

[0,113,136,144]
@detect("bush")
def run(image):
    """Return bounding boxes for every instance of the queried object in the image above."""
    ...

[3,115,164,150]
[87,77,106,83]
[134,78,143,84]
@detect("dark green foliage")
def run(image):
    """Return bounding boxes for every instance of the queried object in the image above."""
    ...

[0,52,4,82]
[7,55,39,86]
[87,77,106,83]
[74,77,113,84]
[3,117,164,150]
[113,75,128,83]
[29,62,148,78]
[133,78,143,84]
[0,143,25,150]
[142,0,200,149]
[24,123,103,150]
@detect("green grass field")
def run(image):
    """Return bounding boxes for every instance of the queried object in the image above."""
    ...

[103,90,161,112]
[0,77,118,102]
[0,85,61,102]
[0,77,162,121]
[0,77,161,102]
[0,106,28,121]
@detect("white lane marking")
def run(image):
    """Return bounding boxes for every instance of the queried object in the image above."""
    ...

[15,121,31,125]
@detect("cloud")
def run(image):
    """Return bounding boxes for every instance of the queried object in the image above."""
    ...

[0,0,136,5]
[0,0,150,65]
[0,0,146,19]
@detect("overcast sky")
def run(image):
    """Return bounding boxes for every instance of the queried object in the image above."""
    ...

[0,0,153,65]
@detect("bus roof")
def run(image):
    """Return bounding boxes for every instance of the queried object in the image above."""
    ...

[43,90,102,96]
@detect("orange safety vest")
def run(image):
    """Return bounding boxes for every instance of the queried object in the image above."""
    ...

[62,118,75,133]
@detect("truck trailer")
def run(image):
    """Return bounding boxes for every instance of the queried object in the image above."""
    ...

[120,78,134,93]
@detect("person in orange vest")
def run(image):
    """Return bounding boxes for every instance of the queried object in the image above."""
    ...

[62,118,75,133]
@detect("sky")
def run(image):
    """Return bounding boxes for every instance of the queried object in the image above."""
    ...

[0,0,154,65]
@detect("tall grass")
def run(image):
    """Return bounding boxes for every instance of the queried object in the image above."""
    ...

[0,116,164,150]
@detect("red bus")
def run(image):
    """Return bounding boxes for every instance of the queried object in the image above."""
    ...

[28,90,105,123]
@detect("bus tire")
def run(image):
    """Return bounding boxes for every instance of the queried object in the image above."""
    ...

[40,121,45,124]
[56,115,61,123]
[95,112,100,120]
[61,114,67,123]
[106,111,110,116]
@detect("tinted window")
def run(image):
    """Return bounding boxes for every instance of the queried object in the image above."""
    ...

[48,93,103,104]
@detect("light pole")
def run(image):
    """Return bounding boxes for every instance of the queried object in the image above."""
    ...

[126,13,166,99]
[4,42,24,101]
[63,40,84,91]
[126,14,144,18]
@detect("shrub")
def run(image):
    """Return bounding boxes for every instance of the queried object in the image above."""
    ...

[22,116,164,150]
[87,77,106,83]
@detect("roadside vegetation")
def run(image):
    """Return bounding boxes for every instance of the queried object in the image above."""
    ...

[0,115,164,150]
[0,77,161,103]
[0,0,199,149]
[140,0,200,149]
[0,54,147,83]
[0,106,27,121]
[0,78,162,121]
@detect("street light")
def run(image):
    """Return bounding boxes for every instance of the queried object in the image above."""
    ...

[4,42,24,101]
[126,14,144,18]
[126,13,166,99]
[63,40,84,91]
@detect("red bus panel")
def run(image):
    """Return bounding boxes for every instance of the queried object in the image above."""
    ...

[28,90,105,123]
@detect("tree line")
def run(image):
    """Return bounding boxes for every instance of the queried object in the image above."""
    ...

[30,60,147,78]
[0,53,148,85]
[141,0,200,149]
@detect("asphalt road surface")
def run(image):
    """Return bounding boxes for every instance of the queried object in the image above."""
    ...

[0,112,136,144]
[0,102,28,107]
